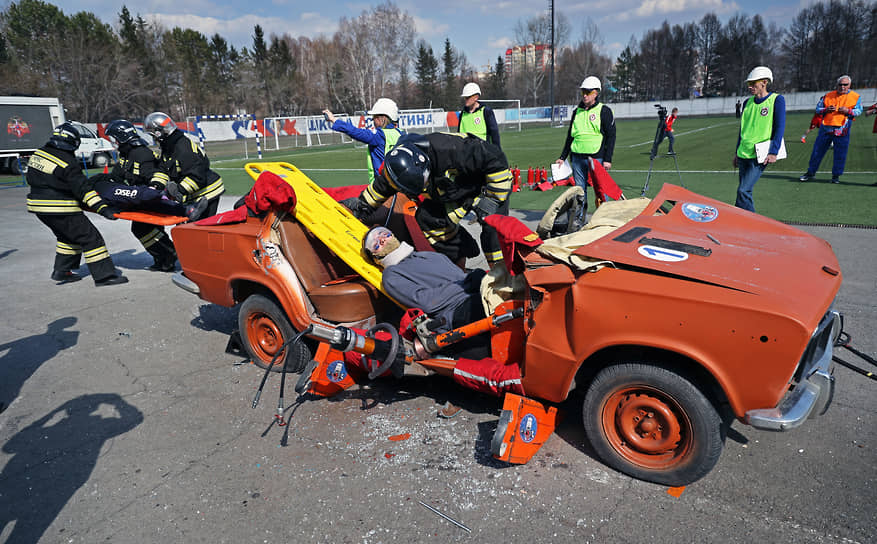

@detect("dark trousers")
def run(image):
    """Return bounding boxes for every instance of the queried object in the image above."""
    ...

[131,222,176,265]
[36,213,116,282]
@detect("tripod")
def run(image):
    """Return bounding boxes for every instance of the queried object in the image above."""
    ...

[641,110,683,196]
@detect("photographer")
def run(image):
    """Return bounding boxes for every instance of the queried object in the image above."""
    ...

[652,107,678,156]
[556,75,616,223]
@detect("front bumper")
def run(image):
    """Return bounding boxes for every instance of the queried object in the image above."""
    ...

[745,309,842,431]
[172,272,200,295]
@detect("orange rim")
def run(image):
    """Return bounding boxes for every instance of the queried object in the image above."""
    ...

[601,386,692,470]
[245,312,287,365]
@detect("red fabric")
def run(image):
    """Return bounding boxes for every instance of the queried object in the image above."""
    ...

[325,185,368,202]
[809,113,824,130]
[588,158,624,201]
[195,170,297,226]
[535,180,554,191]
[665,114,677,131]
[483,214,542,274]
[452,357,524,397]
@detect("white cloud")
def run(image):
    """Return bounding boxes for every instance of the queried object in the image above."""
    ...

[144,11,338,47]
[489,37,513,50]
[412,15,450,38]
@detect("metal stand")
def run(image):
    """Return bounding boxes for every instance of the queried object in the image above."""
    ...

[642,116,684,196]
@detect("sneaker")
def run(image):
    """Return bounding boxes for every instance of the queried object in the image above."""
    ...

[831,178,840,184]
[800,135,806,143]
[95,274,129,287]
[50,270,82,284]
[799,172,813,182]
[185,197,209,221]
[667,151,676,155]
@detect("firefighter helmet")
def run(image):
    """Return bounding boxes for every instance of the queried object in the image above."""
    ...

[382,140,430,196]
[579,76,602,91]
[106,119,146,146]
[745,66,773,84]
[367,98,399,123]
[461,82,481,97]
[48,122,81,151]
[144,112,177,140]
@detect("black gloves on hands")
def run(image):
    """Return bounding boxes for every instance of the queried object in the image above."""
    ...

[165,181,184,203]
[98,205,119,220]
[341,196,375,221]
[473,196,501,221]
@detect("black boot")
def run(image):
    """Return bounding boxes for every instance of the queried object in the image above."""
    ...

[51,270,82,284]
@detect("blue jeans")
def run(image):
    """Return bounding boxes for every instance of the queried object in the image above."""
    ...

[569,153,592,221]
[807,126,850,179]
[736,157,765,212]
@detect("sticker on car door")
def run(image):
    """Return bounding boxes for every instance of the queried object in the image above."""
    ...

[681,203,718,222]
[638,245,689,262]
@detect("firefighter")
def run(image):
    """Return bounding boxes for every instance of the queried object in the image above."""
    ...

[344,132,512,267]
[143,112,224,218]
[26,123,128,286]
[102,119,206,272]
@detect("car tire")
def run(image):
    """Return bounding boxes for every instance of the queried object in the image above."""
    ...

[92,153,110,167]
[582,362,724,486]
[238,294,311,373]
[10,157,27,175]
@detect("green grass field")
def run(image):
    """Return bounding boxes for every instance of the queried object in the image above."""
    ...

[5,112,876,224]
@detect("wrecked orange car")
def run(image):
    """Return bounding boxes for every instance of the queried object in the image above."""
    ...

[171,162,843,486]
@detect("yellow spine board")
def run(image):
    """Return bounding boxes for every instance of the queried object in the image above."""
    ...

[245,162,394,302]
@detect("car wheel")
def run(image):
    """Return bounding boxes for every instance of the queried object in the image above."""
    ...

[10,157,27,175]
[582,362,724,486]
[92,153,110,167]
[238,294,311,373]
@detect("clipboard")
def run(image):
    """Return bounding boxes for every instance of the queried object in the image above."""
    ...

[755,138,786,163]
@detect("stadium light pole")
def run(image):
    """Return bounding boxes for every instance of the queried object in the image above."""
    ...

[549,0,555,124]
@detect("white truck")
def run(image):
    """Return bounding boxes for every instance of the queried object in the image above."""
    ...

[0,96,115,174]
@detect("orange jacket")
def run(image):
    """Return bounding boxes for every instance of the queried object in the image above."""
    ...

[821,90,860,126]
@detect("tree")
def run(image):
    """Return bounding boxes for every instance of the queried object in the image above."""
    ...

[696,13,722,96]
[414,41,438,106]
[487,55,507,100]
[556,19,612,103]
[441,38,459,110]
[511,12,570,105]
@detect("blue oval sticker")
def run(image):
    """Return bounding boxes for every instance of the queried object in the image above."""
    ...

[682,203,718,223]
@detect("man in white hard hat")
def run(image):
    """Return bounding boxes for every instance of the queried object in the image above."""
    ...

[458,82,501,148]
[733,66,786,212]
[555,75,616,224]
[323,98,405,184]
[799,74,862,184]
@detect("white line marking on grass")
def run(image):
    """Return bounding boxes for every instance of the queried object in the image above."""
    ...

[627,121,738,148]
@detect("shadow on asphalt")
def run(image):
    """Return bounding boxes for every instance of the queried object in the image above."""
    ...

[0,317,79,415]
[0,393,143,544]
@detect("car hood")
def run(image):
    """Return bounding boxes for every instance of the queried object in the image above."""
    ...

[578,185,842,317]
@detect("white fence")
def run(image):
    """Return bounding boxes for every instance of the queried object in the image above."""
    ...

[101,88,871,147]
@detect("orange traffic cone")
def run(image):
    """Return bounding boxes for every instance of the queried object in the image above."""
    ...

[102,164,109,174]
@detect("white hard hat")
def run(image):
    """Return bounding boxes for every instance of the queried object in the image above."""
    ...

[368,98,399,122]
[461,82,481,97]
[579,76,602,91]
[746,66,773,83]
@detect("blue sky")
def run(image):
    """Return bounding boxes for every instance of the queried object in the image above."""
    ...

[64,1,802,70]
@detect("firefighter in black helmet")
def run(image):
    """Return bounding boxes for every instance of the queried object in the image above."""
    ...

[101,119,206,271]
[144,112,224,218]
[26,122,128,286]
[344,132,512,267]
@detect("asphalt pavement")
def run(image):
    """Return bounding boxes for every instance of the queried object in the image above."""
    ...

[0,185,875,544]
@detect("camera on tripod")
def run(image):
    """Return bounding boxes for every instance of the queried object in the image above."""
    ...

[655,104,668,120]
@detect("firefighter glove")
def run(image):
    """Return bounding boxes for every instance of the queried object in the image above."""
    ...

[98,205,119,220]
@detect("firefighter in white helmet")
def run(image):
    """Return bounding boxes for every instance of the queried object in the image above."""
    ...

[323,98,405,184]
[555,75,616,225]
[458,82,501,148]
